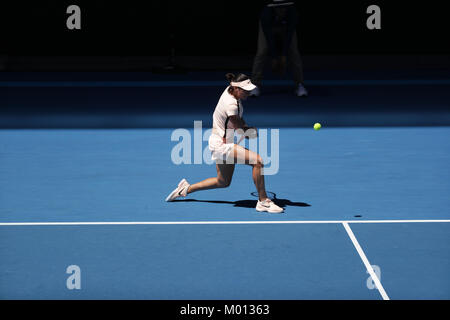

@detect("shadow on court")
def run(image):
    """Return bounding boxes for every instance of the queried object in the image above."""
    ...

[174,198,310,209]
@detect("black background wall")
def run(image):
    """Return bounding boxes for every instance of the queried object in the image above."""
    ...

[2,0,449,57]
[1,1,449,128]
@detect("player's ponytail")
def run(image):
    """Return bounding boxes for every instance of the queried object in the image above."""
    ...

[225,73,235,83]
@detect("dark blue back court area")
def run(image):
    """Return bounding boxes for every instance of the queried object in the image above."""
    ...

[0,69,450,300]
[1,69,450,128]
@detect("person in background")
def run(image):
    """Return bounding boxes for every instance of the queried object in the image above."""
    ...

[250,0,308,97]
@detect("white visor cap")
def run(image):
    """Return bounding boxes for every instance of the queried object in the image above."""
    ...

[230,79,257,91]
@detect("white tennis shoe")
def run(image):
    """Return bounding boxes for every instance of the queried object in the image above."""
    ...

[165,179,190,202]
[256,199,284,213]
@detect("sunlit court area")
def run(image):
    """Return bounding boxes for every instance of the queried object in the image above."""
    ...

[1,1,449,304]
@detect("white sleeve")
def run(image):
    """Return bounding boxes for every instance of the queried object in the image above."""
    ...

[225,103,239,117]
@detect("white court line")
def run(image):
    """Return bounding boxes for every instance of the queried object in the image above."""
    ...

[342,222,390,300]
[0,219,449,226]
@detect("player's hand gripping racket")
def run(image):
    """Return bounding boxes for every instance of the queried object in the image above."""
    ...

[237,127,258,144]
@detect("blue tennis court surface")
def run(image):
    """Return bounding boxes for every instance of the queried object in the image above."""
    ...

[1,127,449,299]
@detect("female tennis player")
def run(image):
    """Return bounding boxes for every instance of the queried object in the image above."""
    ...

[166,73,283,213]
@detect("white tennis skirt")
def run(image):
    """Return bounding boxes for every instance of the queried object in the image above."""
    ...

[208,134,235,163]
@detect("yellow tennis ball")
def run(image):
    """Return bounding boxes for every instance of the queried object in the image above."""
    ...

[314,123,322,130]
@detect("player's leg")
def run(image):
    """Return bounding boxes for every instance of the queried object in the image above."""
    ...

[232,144,283,213]
[186,163,235,194]
[232,144,268,201]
